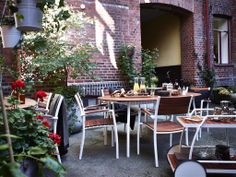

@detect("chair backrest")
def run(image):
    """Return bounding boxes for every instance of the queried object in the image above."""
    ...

[48,94,64,117]
[37,92,53,110]
[156,96,193,116]
[74,92,85,116]
[101,88,110,96]
[47,94,64,134]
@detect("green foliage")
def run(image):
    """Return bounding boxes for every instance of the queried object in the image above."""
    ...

[0,16,15,26]
[0,162,26,177]
[118,44,137,84]
[228,86,236,93]
[214,87,231,96]
[0,108,55,154]
[198,62,215,88]
[201,67,215,88]
[53,86,83,133]
[0,104,65,176]
[40,156,65,177]
[36,0,63,11]
[20,6,95,87]
[141,48,159,87]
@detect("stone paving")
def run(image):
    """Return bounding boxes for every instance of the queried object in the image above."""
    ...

[62,123,236,177]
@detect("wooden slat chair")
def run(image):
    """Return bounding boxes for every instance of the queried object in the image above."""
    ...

[42,94,64,163]
[75,92,119,159]
[101,88,115,146]
[190,87,211,139]
[137,95,193,167]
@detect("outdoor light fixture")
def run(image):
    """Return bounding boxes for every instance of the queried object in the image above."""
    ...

[80,4,86,10]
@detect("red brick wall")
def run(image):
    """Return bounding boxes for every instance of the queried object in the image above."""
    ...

[1,0,236,93]
[66,0,142,84]
[180,13,195,85]
[209,0,236,86]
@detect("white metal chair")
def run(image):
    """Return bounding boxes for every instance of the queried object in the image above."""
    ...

[42,94,64,163]
[35,92,53,114]
[137,95,193,167]
[75,92,119,159]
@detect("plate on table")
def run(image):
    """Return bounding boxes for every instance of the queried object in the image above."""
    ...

[184,115,203,122]
[124,94,151,98]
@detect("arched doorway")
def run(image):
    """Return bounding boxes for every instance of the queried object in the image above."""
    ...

[140,3,194,85]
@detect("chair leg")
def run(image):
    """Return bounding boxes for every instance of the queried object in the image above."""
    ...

[185,128,189,146]
[169,134,173,147]
[104,127,107,146]
[79,128,85,160]
[154,132,159,167]
[111,110,119,159]
[111,127,114,147]
[55,146,62,164]
[140,122,143,138]
[137,109,141,155]
[179,131,184,147]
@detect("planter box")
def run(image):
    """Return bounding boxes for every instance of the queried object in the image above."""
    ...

[0,25,21,48]
[14,0,43,31]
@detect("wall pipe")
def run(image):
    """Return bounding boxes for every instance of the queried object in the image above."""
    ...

[205,0,211,68]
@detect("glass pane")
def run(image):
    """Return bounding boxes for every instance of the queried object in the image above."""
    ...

[221,32,229,64]
[214,31,219,63]
[214,17,228,31]
[213,17,229,64]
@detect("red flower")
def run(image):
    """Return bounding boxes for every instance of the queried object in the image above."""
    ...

[48,133,61,145]
[42,120,51,128]
[36,115,43,120]
[11,82,17,90]
[15,80,25,88]
[36,91,47,101]
[11,80,25,92]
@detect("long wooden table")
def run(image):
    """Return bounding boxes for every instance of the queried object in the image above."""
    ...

[98,92,201,157]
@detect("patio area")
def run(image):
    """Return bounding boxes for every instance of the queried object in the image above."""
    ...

[63,120,236,177]
[1,0,236,176]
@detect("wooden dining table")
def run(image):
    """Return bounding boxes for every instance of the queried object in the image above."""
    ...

[98,92,201,157]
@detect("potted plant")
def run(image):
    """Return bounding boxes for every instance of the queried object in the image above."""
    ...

[212,87,231,104]
[14,0,43,31]
[18,6,95,134]
[7,0,65,32]
[118,44,137,86]
[0,98,65,177]
[141,48,159,87]
[0,16,21,48]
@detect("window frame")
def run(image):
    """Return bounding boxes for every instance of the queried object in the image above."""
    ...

[213,16,231,65]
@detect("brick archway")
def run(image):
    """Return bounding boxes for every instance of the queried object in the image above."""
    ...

[140,2,195,85]
[139,0,194,13]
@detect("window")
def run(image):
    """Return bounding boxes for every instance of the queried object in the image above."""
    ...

[213,17,230,64]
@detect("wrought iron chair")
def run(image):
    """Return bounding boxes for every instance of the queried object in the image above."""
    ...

[75,92,119,159]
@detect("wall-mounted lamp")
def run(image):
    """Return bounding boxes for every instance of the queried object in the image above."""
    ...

[80,4,86,10]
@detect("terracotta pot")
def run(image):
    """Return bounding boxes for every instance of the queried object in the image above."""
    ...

[19,93,25,104]
[12,91,25,104]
